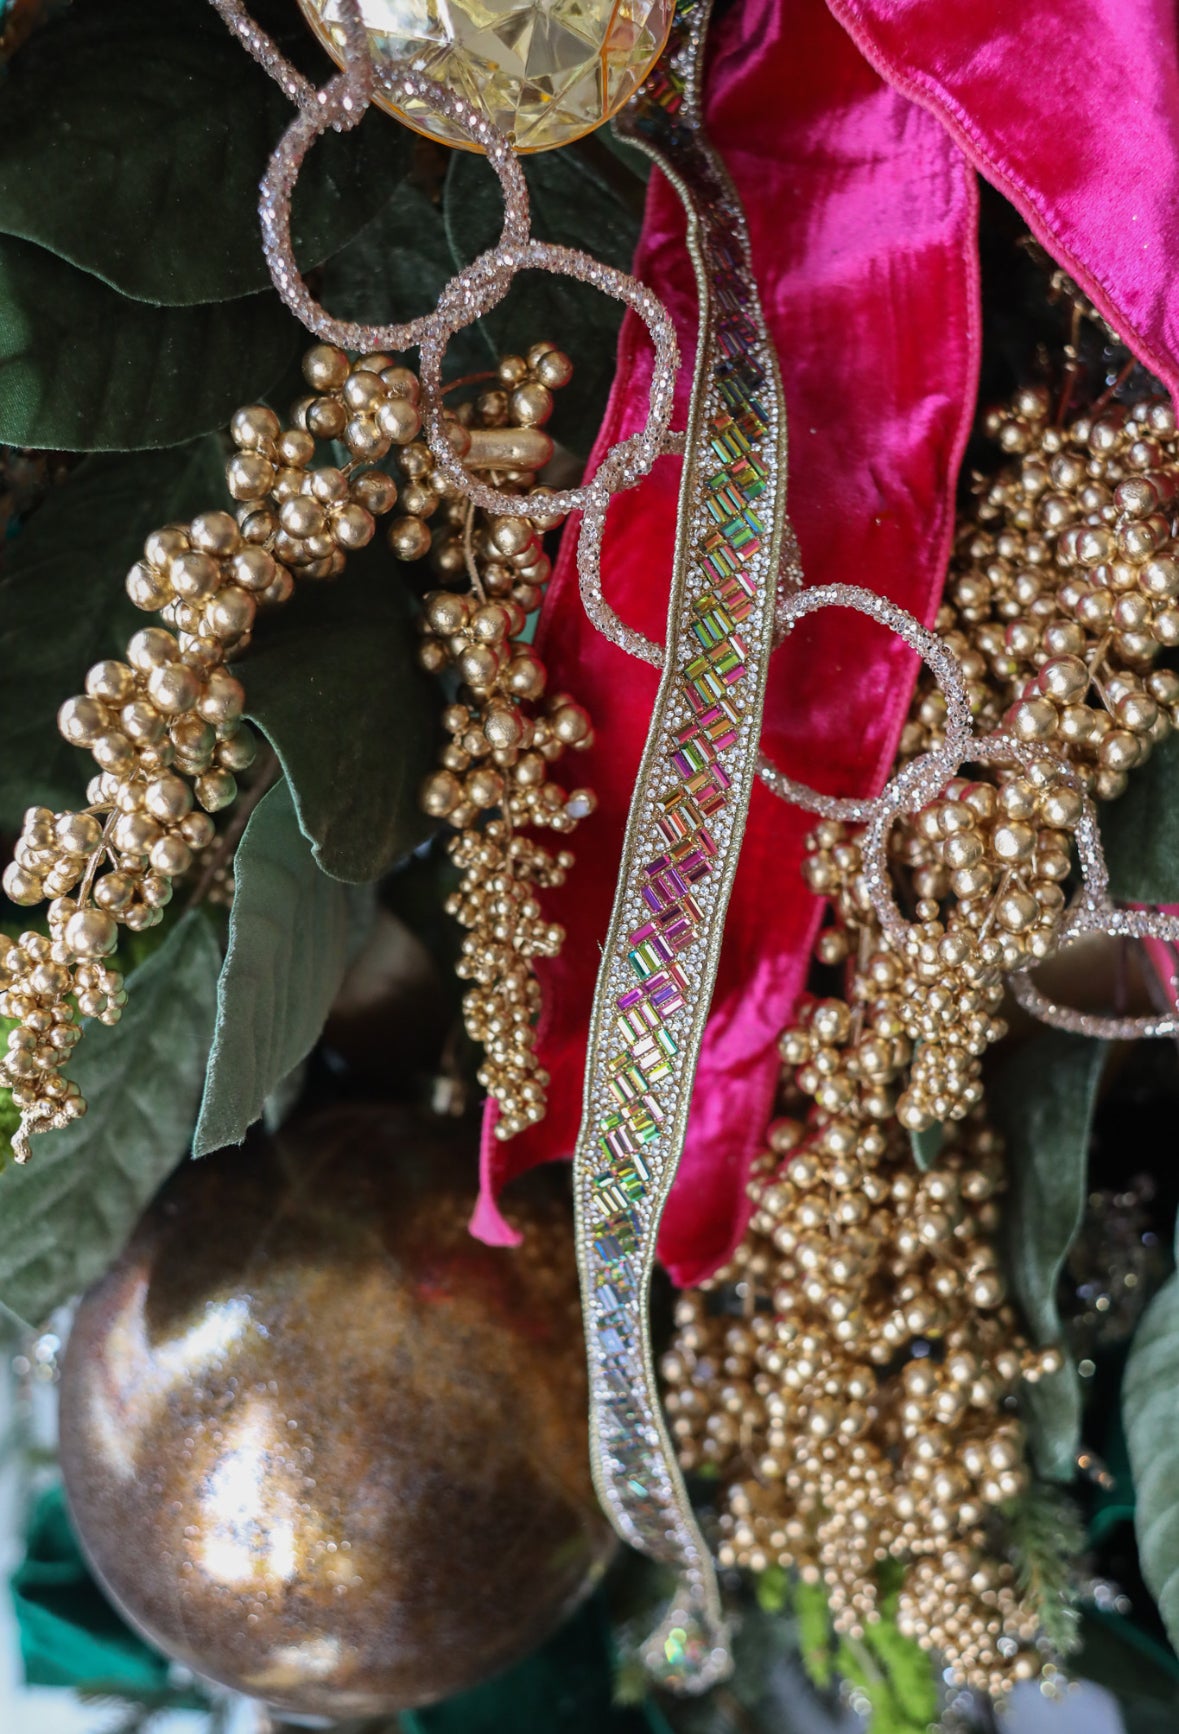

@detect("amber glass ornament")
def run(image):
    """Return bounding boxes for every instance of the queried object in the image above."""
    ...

[59,1108,613,1716]
[297,0,674,152]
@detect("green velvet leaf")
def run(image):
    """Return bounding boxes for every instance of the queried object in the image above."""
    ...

[193,779,374,1156]
[0,235,298,450]
[0,0,410,306]
[0,913,221,1326]
[0,441,227,829]
[990,1030,1107,1480]
[1103,730,1179,905]
[1124,1242,1179,1662]
[243,542,440,883]
[442,147,643,456]
[1078,1609,1179,1706]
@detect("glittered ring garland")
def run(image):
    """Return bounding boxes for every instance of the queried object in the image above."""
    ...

[591,548,1179,1041]
[193,0,1179,1687]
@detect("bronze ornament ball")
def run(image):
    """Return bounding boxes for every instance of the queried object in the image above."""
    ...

[58,1108,614,1716]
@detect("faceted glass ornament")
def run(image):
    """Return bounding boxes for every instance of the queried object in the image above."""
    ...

[297,0,675,152]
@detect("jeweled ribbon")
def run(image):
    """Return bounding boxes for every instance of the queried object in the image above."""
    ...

[571,0,792,1690]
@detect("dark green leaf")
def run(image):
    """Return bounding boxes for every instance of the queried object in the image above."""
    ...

[0,441,228,828]
[0,236,298,449]
[243,541,440,882]
[1122,1702,1179,1734]
[908,1120,943,1172]
[442,147,642,456]
[0,913,221,1326]
[1104,730,1179,905]
[1078,1610,1179,1725]
[0,0,410,306]
[193,779,374,1155]
[1125,1247,1179,1661]
[596,124,655,187]
[319,178,491,383]
[990,1030,1106,1479]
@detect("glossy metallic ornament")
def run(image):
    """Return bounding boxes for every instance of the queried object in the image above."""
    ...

[296,0,675,153]
[60,1108,614,1716]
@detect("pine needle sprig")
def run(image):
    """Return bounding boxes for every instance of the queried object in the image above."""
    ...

[1004,1484,1086,1661]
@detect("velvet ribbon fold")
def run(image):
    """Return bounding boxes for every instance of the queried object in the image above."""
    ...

[474,0,1179,1283]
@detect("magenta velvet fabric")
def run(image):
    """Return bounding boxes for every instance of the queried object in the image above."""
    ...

[827,0,1179,403]
[472,0,980,1281]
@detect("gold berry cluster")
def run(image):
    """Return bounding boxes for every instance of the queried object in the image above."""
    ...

[409,344,596,1140]
[663,1052,1062,1696]
[787,388,1179,1138]
[0,341,440,1160]
[663,366,1179,1701]
[800,760,1081,1135]
[401,340,574,589]
[904,390,1179,799]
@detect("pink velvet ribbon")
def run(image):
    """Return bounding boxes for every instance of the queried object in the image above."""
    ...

[826,0,1179,404]
[472,0,979,1282]
[474,0,1179,1283]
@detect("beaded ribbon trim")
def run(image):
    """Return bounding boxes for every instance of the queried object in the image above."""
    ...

[570,0,792,1692]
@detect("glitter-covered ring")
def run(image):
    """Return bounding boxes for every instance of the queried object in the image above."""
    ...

[757,584,974,829]
[1010,903,1179,1039]
[212,0,682,527]
[418,243,680,521]
[259,69,531,354]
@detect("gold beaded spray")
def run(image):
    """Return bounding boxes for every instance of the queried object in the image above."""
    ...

[1,332,600,1158]
[0,346,435,1158]
[662,348,1179,1698]
[412,343,597,1139]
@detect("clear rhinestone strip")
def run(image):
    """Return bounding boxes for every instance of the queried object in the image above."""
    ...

[571,0,792,1692]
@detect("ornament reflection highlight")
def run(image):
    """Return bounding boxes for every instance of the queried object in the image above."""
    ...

[197,1399,301,1590]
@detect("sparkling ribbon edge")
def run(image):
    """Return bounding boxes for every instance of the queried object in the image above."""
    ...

[571,0,793,1691]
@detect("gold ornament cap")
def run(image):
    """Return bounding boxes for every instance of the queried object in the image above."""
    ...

[297,0,675,152]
